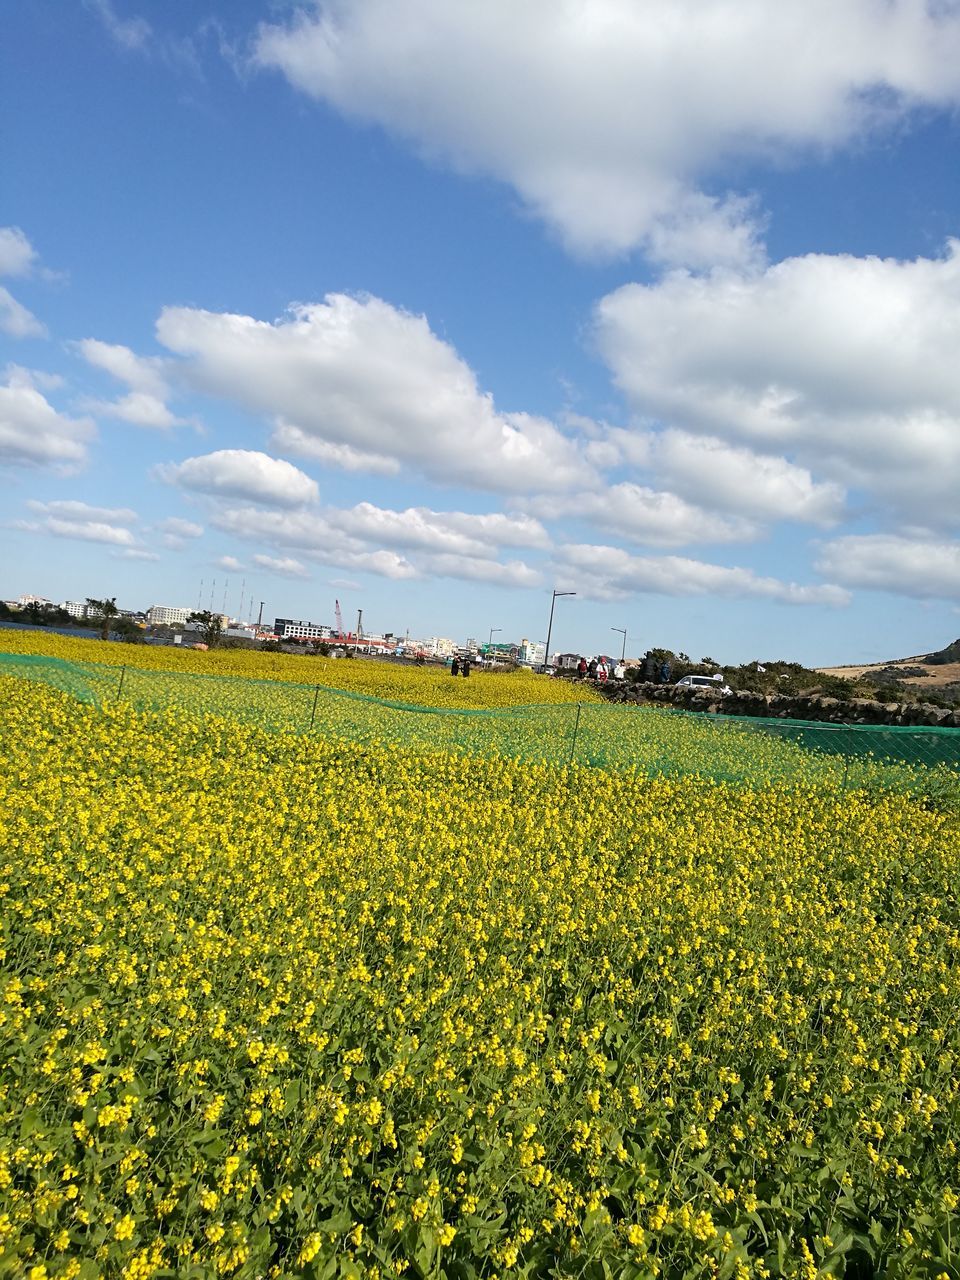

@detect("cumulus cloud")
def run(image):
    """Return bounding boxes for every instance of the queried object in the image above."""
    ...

[0,228,45,338]
[0,369,94,469]
[815,534,960,600]
[14,498,145,549]
[594,243,960,527]
[653,431,846,526]
[157,516,204,549]
[215,555,246,571]
[0,288,45,340]
[156,294,590,493]
[419,552,541,588]
[555,542,850,605]
[159,517,203,538]
[270,422,401,475]
[116,547,161,561]
[75,338,184,428]
[0,228,37,277]
[15,516,138,547]
[157,449,320,508]
[252,553,311,579]
[211,502,541,586]
[527,484,757,547]
[27,499,137,524]
[336,502,549,557]
[254,0,960,262]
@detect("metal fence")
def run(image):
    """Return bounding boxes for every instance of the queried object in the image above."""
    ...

[3,652,959,805]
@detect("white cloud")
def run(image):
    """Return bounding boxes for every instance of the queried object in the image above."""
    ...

[419,552,541,588]
[594,243,960,527]
[157,449,320,508]
[336,502,549,557]
[252,553,311,579]
[555,542,850,605]
[216,555,246,571]
[0,287,45,339]
[815,534,960,600]
[19,516,138,547]
[527,484,757,547]
[4,365,64,393]
[157,294,590,493]
[116,547,161,561]
[27,499,137,524]
[86,0,152,51]
[157,515,204,549]
[654,431,845,525]
[15,498,142,549]
[0,228,45,338]
[270,422,401,475]
[0,371,94,469]
[159,517,204,538]
[254,0,960,263]
[211,503,538,585]
[0,227,37,277]
[75,338,184,428]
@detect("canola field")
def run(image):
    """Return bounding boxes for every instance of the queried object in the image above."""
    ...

[3,670,960,1280]
[0,629,595,711]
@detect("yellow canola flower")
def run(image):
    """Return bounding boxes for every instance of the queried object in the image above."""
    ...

[0,677,957,1279]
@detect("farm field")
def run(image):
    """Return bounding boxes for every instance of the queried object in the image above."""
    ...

[0,629,596,711]
[3,674,960,1279]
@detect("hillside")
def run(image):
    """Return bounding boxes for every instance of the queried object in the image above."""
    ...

[817,638,960,692]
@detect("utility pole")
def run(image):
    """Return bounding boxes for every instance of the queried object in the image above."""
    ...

[354,608,363,655]
[543,589,575,672]
[256,601,264,629]
[612,627,627,663]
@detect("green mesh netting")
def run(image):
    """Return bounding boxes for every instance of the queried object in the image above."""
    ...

[2,653,958,804]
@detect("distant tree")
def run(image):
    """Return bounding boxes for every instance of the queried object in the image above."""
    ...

[187,610,224,648]
[23,601,47,626]
[113,615,145,644]
[85,597,119,641]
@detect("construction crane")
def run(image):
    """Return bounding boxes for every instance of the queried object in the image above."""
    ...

[335,598,344,642]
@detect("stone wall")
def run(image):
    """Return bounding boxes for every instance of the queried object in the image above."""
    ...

[603,680,960,728]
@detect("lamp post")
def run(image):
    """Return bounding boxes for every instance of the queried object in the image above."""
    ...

[543,590,575,672]
[488,626,501,650]
[611,626,627,663]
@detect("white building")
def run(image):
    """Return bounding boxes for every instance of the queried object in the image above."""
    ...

[423,636,457,658]
[519,639,546,667]
[273,617,335,640]
[61,601,90,619]
[146,605,192,626]
[18,594,51,607]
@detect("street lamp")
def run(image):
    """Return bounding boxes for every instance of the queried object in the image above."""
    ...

[611,626,627,663]
[488,626,501,648]
[543,590,576,672]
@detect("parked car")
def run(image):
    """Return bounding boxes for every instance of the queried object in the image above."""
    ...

[675,674,733,696]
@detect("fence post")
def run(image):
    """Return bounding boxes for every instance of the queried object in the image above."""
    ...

[310,685,320,729]
[569,702,582,765]
[117,664,126,700]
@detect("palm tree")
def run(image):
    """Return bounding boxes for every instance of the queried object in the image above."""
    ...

[85,597,119,641]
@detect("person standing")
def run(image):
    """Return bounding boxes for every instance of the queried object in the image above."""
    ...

[462,656,471,677]
[451,656,460,676]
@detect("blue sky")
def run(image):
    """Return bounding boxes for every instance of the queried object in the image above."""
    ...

[4,0,960,664]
